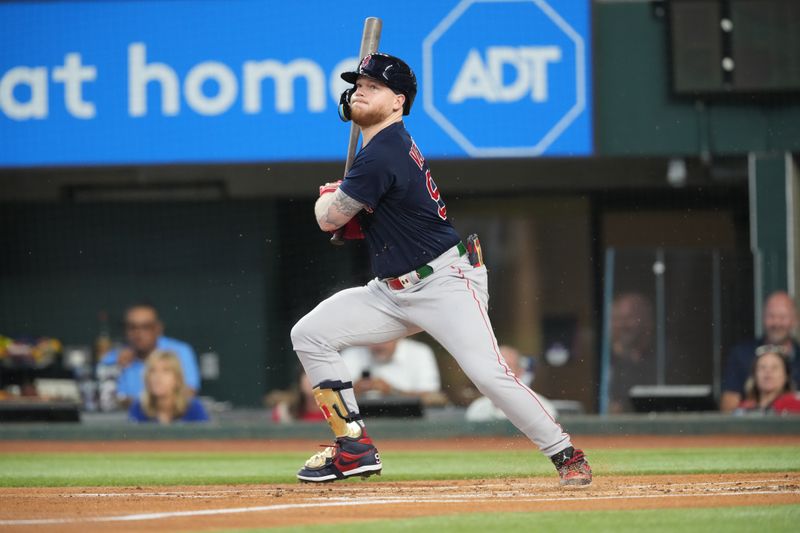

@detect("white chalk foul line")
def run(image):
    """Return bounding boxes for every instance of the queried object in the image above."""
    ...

[1,489,798,526]
[0,500,433,526]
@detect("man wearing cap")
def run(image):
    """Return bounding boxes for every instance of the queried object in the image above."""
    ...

[289,53,592,487]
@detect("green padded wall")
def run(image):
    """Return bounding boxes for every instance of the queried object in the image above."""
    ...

[594,3,800,156]
[0,201,278,406]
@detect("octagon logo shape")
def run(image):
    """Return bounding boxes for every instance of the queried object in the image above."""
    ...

[423,0,588,157]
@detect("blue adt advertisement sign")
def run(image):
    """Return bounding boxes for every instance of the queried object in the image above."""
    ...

[0,0,591,167]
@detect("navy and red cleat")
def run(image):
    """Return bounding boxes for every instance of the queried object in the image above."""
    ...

[296,432,382,482]
[552,447,592,487]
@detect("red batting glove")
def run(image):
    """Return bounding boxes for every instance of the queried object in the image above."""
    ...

[319,180,342,197]
[341,218,365,240]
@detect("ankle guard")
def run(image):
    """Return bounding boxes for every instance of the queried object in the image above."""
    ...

[550,446,576,469]
[313,380,363,439]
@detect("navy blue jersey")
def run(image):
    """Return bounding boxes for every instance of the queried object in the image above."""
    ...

[339,122,461,279]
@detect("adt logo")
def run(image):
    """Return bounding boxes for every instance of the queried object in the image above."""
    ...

[423,0,589,157]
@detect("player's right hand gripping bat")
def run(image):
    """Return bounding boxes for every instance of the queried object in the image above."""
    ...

[330,17,382,246]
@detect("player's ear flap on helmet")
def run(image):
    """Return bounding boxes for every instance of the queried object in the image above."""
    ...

[338,88,354,122]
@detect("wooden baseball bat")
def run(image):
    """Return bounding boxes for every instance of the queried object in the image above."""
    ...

[330,16,382,245]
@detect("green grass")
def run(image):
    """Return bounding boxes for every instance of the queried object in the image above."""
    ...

[224,506,800,533]
[0,446,798,487]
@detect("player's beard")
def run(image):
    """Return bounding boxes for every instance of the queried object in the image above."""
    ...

[350,103,386,128]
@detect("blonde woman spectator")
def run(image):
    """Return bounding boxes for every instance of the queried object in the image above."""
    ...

[129,351,209,424]
[736,345,800,415]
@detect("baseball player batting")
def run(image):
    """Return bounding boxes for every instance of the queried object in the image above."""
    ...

[291,52,592,486]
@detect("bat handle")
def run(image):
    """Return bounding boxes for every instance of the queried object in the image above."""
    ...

[330,229,346,245]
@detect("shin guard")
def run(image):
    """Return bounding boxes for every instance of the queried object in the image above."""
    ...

[313,381,362,439]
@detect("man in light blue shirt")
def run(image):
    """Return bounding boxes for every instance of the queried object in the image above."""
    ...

[99,303,200,404]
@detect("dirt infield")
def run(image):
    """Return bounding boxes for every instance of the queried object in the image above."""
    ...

[1,473,798,532]
[1,436,799,532]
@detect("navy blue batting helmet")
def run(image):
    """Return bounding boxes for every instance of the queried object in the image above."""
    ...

[341,52,417,115]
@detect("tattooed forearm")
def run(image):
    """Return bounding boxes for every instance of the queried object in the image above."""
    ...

[332,189,363,217]
[314,188,364,231]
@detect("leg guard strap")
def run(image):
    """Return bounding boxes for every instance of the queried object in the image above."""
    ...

[316,380,355,392]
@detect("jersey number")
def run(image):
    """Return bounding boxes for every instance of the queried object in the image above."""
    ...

[425,169,447,220]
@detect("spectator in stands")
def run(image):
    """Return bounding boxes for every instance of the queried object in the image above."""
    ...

[266,371,326,423]
[99,302,200,407]
[734,345,800,415]
[340,338,444,404]
[608,292,656,413]
[721,291,800,413]
[128,350,208,423]
[466,344,557,421]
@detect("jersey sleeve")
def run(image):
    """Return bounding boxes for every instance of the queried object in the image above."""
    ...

[339,152,395,210]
